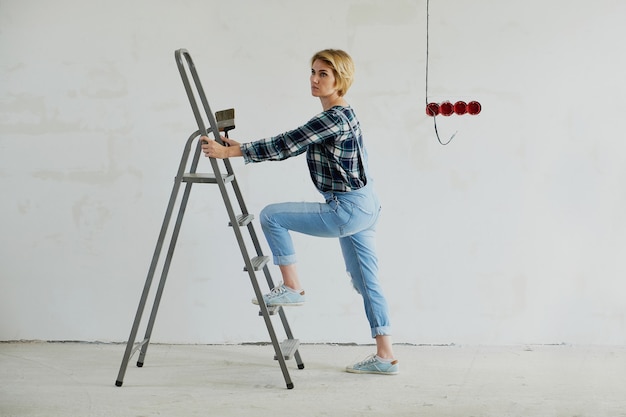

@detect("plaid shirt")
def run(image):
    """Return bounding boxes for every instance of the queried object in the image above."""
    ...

[240,106,367,192]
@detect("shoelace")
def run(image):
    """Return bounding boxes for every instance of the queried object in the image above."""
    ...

[267,283,288,299]
[355,354,377,366]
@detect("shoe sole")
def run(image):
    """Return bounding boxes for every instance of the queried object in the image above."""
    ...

[251,300,305,307]
[345,368,399,375]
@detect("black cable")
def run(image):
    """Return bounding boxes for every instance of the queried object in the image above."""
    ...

[426,0,456,145]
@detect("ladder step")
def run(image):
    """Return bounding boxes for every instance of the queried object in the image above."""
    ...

[274,339,300,360]
[182,173,234,184]
[244,256,269,271]
[259,305,281,316]
[228,214,254,227]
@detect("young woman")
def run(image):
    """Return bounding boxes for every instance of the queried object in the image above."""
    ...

[201,49,398,375]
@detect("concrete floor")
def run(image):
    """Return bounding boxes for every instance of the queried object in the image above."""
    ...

[1,342,625,417]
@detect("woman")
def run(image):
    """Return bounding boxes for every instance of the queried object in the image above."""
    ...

[201,49,398,375]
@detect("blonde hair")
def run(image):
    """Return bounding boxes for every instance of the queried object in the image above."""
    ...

[311,49,355,97]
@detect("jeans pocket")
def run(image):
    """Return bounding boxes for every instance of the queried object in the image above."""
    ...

[354,204,375,216]
[329,198,354,233]
[340,201,380,236]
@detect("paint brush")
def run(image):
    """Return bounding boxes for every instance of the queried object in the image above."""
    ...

[215,108,235,138]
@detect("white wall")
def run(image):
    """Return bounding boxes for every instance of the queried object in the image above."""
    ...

[1,0,625,345]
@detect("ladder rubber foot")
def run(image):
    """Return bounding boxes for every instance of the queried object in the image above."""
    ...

[115,380,123,387]
[137,361,144,368]
[287,383,294,389]
[298,364,305,370]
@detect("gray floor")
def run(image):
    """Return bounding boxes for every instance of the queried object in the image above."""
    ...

[1,342,625,417]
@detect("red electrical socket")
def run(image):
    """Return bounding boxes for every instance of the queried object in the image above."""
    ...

[467,101,481,115]
[439,101,454,116]
[426,102,440,116]
[425,100,481,117]
[453,101,467,115]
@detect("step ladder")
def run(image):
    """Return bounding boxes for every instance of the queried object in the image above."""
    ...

[114,48,304,390]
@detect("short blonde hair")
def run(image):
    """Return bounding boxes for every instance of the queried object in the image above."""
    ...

[311,49,355,97]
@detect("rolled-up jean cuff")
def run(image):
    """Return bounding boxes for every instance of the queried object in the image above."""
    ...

[371,326,392,338]
[273,254,297,266]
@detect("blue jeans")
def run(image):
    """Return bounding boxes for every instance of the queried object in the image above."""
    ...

[259,181,391,338]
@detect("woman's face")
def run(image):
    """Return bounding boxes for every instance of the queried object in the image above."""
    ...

[310,59,338,99]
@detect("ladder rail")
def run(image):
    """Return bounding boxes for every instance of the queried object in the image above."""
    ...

[175,50,246,259]
[236,198,303,367]
[137,138,203,366]
[115,130,203,386]
[220,124,303,369]
[223,159,306,374]
[175,49,261,293]
[174,48,297,389]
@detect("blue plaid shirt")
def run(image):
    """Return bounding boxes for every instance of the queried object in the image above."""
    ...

[240,106,367,192]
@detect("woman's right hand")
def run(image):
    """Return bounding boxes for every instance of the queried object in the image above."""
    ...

[201,136,242,159]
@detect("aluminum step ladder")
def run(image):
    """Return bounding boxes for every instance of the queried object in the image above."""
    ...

[114,48,304,390]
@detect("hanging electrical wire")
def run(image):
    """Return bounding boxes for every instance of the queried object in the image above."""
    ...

[425,0,457,145]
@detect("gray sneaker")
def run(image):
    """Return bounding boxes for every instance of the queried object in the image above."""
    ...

[345,354,399,375]
[251,283,306,306]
